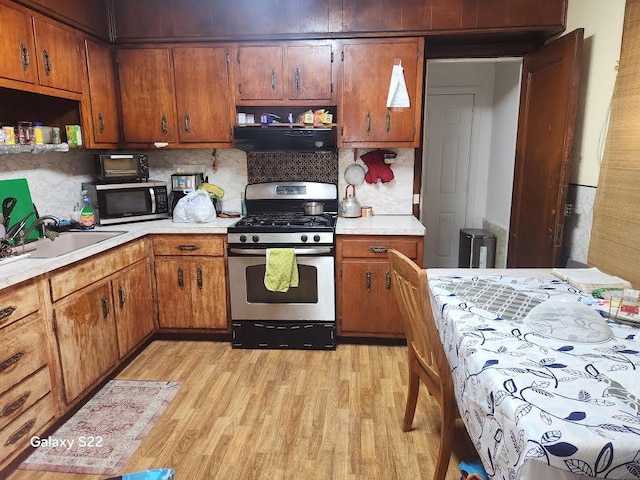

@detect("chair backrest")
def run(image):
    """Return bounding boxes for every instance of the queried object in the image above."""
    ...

[388,249,453,398]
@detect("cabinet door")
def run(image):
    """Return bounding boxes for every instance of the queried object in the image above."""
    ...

[117,48,177,143]
[85,39,119,146]
[339,259,379,334]
[286,44,333,101]
[32,17,84,93]
[236,46,284,101]
[113,260,155,357]
[0,4,37,85]
[155,258,192,328]
[189,258,227,329]
[376,263,405,336]
[173,47,234,144]
[112,0,173,39]
[54,282,118,404]
[340,39,423,147]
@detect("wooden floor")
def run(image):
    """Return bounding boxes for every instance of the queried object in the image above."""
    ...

[8,340,477,479]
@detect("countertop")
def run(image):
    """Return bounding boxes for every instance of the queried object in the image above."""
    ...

[335,215,426,236]
[0,215,425,291]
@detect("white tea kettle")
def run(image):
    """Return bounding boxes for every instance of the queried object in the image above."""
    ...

[339,184,362,218]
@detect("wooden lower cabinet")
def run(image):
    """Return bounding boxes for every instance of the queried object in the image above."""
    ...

[153,235,228,330]
[0,281,57,472]
[337,235,424,338]
[112,259,155,358]
[53,280,119,404]
[49,239,154,405]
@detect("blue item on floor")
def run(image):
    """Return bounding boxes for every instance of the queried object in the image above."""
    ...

[460,459,488,480]
[104,469,174,480]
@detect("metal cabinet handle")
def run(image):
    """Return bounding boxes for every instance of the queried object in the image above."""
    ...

[385,111,391,133]
[177,266,184,288]
[0,306,17,324]
[197,266,203,289]
[365,112,371,135]
[295,67,301,92]
[184,113,191,134]
[368,246,389,254]
[20,42,30,72]
[5,419,36,446]
[42,48,51,76]
[97,112,105,134]
[271,68,276,91]
[366,270,372,292]
[101,296,110,319]
[386,270,391,291]
[1,392,30,418]
[177,245,199,251]
[0,351,24,373]
[118,285,126,309]
[161,114,168,135]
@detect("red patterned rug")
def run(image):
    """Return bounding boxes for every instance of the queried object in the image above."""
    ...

[19,380,181,475]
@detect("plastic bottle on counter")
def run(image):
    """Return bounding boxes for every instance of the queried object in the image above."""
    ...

[33,122,44,145]
[79,190,95,229]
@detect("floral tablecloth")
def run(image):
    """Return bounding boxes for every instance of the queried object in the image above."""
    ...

[428,271,640,479]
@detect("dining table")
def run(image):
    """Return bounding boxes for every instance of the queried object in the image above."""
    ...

[426,269,640,480]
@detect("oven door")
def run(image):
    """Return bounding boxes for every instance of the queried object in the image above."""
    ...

[228,247,335,322]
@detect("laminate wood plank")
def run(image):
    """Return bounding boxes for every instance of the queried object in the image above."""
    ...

[6,341,476,479]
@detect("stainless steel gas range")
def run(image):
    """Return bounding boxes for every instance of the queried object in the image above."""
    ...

[227,182,338,350]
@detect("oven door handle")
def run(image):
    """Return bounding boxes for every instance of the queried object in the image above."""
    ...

[229,247,332,256]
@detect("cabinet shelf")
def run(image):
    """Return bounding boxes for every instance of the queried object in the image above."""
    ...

[0,143,70,155]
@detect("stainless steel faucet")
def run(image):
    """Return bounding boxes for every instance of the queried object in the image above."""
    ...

[4,212,60,244]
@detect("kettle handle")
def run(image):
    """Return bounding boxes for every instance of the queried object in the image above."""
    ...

[345,184,356,198]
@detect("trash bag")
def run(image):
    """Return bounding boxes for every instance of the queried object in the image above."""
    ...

[173,189,217,223]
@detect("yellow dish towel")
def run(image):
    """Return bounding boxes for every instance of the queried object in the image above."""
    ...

[264,248,299,292]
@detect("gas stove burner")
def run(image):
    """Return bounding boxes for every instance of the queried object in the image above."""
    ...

[237,212,335,229]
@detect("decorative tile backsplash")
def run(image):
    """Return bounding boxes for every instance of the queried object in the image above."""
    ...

[247,151,338,184]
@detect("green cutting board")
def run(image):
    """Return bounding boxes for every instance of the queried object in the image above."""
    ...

[0,178,41,241]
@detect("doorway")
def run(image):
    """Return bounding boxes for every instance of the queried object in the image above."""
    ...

[420,59,523,268]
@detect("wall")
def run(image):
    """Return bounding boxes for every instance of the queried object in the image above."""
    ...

[565,0,626,187]
[0,149,247,221]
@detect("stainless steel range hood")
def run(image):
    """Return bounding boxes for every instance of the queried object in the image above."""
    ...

[233,126,337,152]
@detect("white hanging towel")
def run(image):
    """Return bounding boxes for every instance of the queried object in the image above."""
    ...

[386,63,410,108]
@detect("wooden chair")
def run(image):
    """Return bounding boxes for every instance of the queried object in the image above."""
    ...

[388,249,458,480]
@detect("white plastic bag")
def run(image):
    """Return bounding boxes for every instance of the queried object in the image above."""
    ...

[173,190,217,223]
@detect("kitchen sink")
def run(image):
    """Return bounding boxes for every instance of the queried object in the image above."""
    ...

[24,230,126,258]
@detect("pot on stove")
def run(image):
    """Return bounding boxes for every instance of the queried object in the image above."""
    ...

[338,184,361,218]
[302,201,324,215]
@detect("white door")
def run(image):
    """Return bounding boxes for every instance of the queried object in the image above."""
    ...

[422,94,474,267]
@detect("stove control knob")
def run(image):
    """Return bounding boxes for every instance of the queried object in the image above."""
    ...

[301,234,308,243]
[313,234,321,242]
[252,235,260,243]
[239,235,247,243]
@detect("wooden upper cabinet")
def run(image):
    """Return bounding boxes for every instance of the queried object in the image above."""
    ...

[40,0,109,38]
[113,0,173,39]
[286,44,333,101]
[117,48,177,144]
[236,45,284,101]
[32,17,84,93]
[0,4,38,85]
[173,46,234,144]
[84,39,119,146]
[236,42,335,105]
[339,38,424,147]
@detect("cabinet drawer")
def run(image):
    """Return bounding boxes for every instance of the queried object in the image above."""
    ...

[0,367,51,432]
[0,314,48,396]
[153,235,225,257]
[0,393,55,465]
[50,239,148,301]
[339,237,419,259]
[0,282,40,329]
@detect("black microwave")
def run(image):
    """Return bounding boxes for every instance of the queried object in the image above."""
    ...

[96,154,149,182]
[82,181,169,225]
